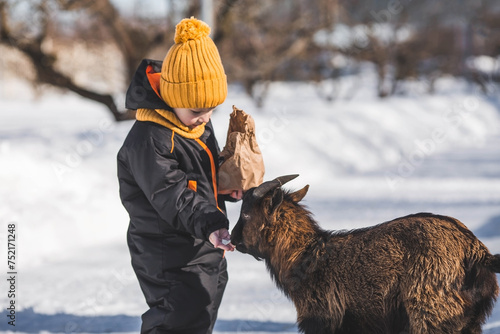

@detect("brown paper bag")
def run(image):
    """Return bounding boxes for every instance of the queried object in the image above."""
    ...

[218,106,265,192]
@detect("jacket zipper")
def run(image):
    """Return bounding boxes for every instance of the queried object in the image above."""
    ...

[195,138,221,211]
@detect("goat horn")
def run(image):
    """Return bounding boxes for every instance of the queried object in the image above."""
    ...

[276,174,299,186]
[253,174,299,198]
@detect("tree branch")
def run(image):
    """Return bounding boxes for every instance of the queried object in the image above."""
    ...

[0,1,134,121]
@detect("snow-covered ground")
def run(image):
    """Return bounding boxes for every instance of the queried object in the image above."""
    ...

[0,70,499,333]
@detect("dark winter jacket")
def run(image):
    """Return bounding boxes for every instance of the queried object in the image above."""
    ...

[117,60,231,316]
[118,59,229,241]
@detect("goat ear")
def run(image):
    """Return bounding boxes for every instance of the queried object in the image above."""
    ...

[269,188,284,213]
[289,185,309,203]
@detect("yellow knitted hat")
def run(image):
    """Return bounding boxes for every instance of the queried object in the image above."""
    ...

[160,17,227,109]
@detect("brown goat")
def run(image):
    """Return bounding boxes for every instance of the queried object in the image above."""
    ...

[230,175,500,334]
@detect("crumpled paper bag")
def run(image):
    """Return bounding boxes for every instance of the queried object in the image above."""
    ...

[218,106,265,192]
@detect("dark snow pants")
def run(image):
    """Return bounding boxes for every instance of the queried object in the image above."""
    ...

[128,233,228,334]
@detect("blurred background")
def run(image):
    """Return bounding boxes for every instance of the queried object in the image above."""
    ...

[1,0,500,115]
[1,1,500,333]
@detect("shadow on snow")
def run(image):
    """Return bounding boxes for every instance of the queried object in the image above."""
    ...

[1,308,298,333]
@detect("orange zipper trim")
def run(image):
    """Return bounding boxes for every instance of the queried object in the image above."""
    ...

[170,131,175,153]
[195,138,220,210]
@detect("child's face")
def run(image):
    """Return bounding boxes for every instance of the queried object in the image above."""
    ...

[173,107,214,129]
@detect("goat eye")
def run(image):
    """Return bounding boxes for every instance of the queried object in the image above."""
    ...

[242,213,250,220]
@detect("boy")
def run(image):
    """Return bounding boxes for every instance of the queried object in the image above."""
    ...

[117,17,240,334]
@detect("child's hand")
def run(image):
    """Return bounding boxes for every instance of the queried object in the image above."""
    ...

[219,189,243,201]
[229,189,243,200]
[209,228,235,251]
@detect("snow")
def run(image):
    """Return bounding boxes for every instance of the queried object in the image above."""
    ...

[0,72,499,333]
[314,23,414,50]
[466,55,500,74]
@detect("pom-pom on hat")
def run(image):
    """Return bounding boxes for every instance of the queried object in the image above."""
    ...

[160,17,227,109]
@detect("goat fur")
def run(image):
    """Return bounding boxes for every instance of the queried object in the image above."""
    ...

[231,179,500,334]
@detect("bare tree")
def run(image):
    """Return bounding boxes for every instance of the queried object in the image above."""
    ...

[337,0,500,97]
[216,0,335,107]
[0,0,173,121]
[1,0,499,113]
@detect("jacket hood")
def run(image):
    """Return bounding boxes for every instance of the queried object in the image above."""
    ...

[126,59,172,111]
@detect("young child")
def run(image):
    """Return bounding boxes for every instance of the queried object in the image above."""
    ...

[117,17,241,334]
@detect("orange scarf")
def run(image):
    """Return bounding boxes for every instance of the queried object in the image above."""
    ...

[136,108,206,139]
